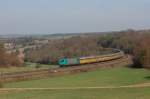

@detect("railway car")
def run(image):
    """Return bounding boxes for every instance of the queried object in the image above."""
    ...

[58,49,124,67]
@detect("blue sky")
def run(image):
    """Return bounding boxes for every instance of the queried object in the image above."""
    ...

[0,0,150,34]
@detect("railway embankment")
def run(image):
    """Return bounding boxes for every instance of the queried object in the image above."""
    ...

[0,55,133,83]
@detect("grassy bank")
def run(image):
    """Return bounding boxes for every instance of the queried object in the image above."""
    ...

[0,63,58,73]
[1,67,150,99]
[1,87,150,99]
[5,67,150,88]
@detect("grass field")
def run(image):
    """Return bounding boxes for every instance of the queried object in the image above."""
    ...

[1,88,150,99]
[5,67,150,88]
[0,63,58,73]
[2,67,150,99]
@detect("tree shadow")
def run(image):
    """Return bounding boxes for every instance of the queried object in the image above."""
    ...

[127,64,143,69]
[127,59,143,69]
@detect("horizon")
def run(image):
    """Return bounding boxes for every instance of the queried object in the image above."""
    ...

[0,0,150,35]
[1,28,149,37]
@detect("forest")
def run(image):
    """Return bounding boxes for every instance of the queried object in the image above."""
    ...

[98,30,150,68]
[0,29,150,68]
[24,30,150,68]
[25,36,102,64]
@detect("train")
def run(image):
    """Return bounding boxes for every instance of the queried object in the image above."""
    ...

[58,49,124,67]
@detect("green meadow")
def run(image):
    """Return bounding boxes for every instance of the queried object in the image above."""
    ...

[1,67,150,99]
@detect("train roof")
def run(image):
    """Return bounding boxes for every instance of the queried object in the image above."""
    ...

[79,56,98,59]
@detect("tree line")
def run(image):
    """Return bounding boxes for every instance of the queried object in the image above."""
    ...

[97,30,150,68]
[25,36,103,64]
[1,29,150,68]
[25,30,150,68]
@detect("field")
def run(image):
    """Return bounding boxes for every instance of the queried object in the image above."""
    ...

[1,88,150,99]
[1,67,150,99]
[0,63,58,73]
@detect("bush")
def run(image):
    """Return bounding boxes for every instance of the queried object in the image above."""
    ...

[0,43,22,67]
[35,63,41,68]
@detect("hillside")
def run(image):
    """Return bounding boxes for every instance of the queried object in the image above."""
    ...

[2,67,150,99]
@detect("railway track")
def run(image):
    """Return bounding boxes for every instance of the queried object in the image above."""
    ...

[0,55,133,83]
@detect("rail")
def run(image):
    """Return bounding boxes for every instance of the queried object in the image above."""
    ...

[0,55,133,83]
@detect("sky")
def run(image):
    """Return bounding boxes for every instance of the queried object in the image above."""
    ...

[0,0,150,34]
